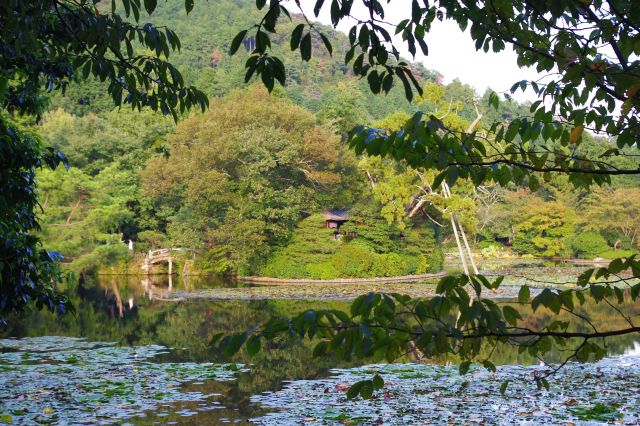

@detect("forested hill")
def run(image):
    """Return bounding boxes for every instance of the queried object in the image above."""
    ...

[56,0,523,129]
[36,0,640,279]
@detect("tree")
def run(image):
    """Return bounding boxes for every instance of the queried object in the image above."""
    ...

[317,81,370,134]
[0,0,207,318]
[141,87,347,274]
[232,0,638,183]
[512,199,575,257]
[580,188,640,248]
[215,0,640,397]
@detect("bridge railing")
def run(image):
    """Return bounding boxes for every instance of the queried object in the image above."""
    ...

[147,248,197,259]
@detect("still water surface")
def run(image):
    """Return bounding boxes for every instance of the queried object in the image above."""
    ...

[1,265,639,424]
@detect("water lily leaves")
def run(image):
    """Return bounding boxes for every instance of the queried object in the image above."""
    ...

[0,337,246,424]
[253,356,640,424]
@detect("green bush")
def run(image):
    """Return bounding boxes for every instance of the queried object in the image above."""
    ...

[331,243,374,277]
[402,224,444,272]
[570,232,610,259]
[197,247,234,274]
[72,244,130,273]
[478,239,498,249]
[261,214,341,278]
[261,213,444,279]
[305,262,339,279]
[480,244,505,258]
[600,229,633,250]
[426,246,444,272]
[513,201,575,257]
[262,253,308,278]
[401,254,420,275]
[136,230,167,253]
[370,253,407,277]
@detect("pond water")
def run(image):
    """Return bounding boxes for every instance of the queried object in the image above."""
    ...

[1,267,639,424]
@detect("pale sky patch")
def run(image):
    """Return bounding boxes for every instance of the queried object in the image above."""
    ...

[283,1,542,102]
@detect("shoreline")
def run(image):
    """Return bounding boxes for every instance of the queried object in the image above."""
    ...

[236,271,448,285]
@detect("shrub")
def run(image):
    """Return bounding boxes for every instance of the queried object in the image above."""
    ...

[478,239,498,249]
[570,232,610,259]
[370,253,407,277]
[262,253,307,278]
[72,243,130,273]
[402,224,444,273]
[331,243,374,277]
[600,229,633,250]
[401,254,420,275]
[426,247,445,272]
[481,244,505,259]
[261,214,444,278]
[306,262,339,279]
[513,201,575,257]
[197,247,234,274]
[261,214,341,278]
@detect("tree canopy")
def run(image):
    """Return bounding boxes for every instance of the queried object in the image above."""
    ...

[230,0,639,184]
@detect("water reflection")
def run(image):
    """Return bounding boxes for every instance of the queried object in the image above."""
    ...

[1,274,639,424]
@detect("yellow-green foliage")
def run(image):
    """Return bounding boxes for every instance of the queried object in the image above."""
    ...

[513,200,575,257]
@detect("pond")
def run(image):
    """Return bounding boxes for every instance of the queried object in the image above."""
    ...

[1,267,639,424]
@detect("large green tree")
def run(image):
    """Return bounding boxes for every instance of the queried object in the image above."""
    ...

[141,87,349,273]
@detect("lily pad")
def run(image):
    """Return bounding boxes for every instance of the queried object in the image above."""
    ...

[250,351,640,425]
[0,336,247,424]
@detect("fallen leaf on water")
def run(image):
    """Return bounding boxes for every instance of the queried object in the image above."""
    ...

[335,382,349,392]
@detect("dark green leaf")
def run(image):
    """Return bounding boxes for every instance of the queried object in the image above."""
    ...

[372,374,384,390]
[185,0,194,13]
[518,285,530,304]
[291,24,304,50]
[144,0,157,14]
[301,33,312,61]
[230,30,248,55]
[320,33,333,55]
[500,380,509,395]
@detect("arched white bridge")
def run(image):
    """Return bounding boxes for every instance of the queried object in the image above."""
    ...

[141,248,196,275]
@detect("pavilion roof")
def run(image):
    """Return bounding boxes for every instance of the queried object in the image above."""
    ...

[321,209,350,221]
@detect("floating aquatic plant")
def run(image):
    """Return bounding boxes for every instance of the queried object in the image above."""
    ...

[251,353,640,425]
[0,336,247,424]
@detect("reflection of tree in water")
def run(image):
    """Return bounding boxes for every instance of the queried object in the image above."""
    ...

[2,275,639,414]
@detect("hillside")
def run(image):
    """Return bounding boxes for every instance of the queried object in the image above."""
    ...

[53,0,486,124]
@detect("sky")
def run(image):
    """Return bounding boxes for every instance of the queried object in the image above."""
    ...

[283,1,541,102]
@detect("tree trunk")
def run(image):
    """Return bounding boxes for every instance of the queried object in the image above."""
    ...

[66,197,83,225]
[365,170,376,189]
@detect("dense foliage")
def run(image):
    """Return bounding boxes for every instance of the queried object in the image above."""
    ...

[0,117,71,320]
[262,214,442,279]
